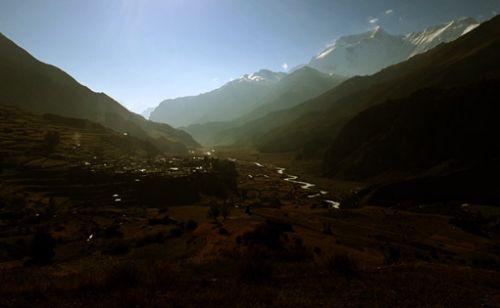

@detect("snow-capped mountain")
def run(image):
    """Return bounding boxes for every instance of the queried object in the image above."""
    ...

[309,18,479,76]
[406,17,479,57]
[235,69,286,84]
[309,26,413,76]
[150,69,286,127]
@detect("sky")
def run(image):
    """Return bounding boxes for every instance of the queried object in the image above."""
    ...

[1,0,499,113]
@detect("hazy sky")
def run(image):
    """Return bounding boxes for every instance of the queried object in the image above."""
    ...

[1,0,499,113]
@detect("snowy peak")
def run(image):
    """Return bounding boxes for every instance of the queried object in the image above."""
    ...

[235,69,286,84]
[308,17,480,76]
[309,26,411,76]
[406,18,479,57]
[315,26,400,60]
[370,26,390,38]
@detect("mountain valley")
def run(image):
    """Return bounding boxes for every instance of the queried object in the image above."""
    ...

[1,6,499,307]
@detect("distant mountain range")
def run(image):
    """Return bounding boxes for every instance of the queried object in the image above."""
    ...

[255,16,500,159]
[148,17,480,148]
[150,70,287,128]
[234,14,500,205]
[320,16,500,180]
[183,67,345,145]
[0,33,198,153]
[308,17,479,76]
[253,15,500,206]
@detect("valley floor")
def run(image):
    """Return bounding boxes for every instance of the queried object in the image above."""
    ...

[0,150,499,307]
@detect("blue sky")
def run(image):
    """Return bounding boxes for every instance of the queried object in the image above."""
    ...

[1,0,499,113]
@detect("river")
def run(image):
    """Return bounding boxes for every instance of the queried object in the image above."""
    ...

[268,165,340,209]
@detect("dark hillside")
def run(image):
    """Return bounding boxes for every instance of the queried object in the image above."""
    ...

[0,33,198,153]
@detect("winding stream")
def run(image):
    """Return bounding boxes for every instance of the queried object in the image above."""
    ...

[273,166,340,209]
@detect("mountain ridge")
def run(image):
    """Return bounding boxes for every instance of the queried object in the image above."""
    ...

[308,17,479,76]
[0,32,198,153]
[181,67,345,145]
[252,15,500,157]
[150,70,287,128]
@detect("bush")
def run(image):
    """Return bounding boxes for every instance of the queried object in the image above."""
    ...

[148,216,172,226]
[327,253,359,279]
[384,244,401,265]
[322,223,333,235]
[285,236,312,261]
[220,203,231,221]
[241,220,293,250]
[30,231,55,265]
[207,203,221,222]
[218,227,229,236]
[100,225,123,239]
[136,233,165,247]
[449,214,493,237]
[169,227,184,238]
[184,220,198,231]
[470,254,500,270]
[44,131,60,153]
[239,257,274,284]
[102,263,143,290]
[102,241,131,255]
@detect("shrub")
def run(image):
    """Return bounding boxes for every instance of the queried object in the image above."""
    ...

[239,257,274,284]
[470,254,500,270]
[102,241,131,255]
[218,227,229,236]
[313,246,322,255]
[102,263,143,290]
[327,253,359,279]
[148,216,172,226]
[284,236,312,261]
[30,231,55,265]
[184,220,198,231]
[449,214,492,237]
[207,203,221,222]
[100,225,123,239]
[44,131,60,153]
[169,227,184,238]
[220,203,231,221]
[322,223,333,235]
[241,220,293,250]
[136,233,165,247]
[384,244,401,265]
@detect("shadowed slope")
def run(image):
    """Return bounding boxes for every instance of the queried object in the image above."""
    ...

[253,15,500,156]
[0,33,198,153]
